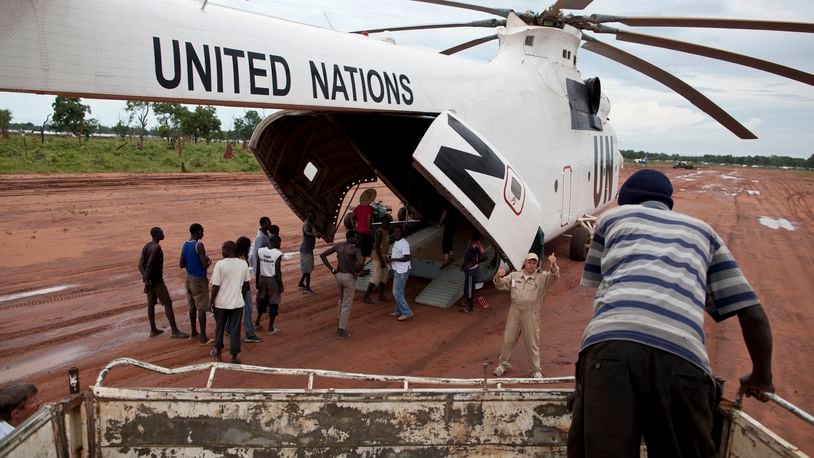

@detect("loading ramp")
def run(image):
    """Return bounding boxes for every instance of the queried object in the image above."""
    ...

[353,226,469,308]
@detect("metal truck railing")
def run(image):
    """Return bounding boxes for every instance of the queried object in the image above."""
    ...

[1,358,811,457]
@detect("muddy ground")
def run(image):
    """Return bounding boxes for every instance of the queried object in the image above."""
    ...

[0,166,811,453]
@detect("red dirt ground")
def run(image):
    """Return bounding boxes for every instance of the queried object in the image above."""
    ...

[0,167,811,453]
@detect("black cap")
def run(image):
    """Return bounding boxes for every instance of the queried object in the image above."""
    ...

[618,169,674,209]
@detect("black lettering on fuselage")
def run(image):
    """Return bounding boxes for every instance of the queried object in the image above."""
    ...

[153,37,291,98]
[214,46,223,93]
[593,135,615,207]
[186,42,211,92]
[247,52,268,96]
[151,38,413,105]
[344,66,359,100]
[310,61,329,99]
[383,72,400,104]
[269,55,290,96]
[434,115,505,218]
[223,47,245,93]
[306,61,414,105]
[400,74,413,105]
[153,37,181,89]
[367,70,384,103]
[331,64,349,101]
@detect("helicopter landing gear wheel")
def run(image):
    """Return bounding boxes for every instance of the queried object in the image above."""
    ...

[569,226,592,262]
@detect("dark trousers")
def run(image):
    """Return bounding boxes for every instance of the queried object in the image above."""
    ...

[568,340,717,458]
[464,270,476,300]
[213,307,242,355]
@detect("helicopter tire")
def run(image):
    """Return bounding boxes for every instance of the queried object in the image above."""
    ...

[569,226,591,262]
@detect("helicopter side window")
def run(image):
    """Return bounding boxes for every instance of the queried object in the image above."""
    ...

[303,162,319,182]
[525,36,534,47]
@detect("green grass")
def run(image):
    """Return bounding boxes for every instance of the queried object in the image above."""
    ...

[0,134,262,173]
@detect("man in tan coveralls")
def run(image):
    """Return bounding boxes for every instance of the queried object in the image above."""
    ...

[492,252,560,378]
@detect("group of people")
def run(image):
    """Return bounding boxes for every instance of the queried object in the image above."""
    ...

[319,220,415,339]
[136,189,417,359]
[133,171,774,458]
[138,216,297,365]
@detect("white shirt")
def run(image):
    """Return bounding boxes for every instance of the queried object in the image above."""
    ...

[391,238,411,274]
[0,420,14,440]
[257,247,282,277]
[210,258,250,309]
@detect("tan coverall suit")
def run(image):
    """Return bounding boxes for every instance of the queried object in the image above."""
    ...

[493,265,560,373]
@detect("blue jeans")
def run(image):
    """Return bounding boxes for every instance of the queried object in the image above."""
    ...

[392,271,412,317]
[243,289,256,337]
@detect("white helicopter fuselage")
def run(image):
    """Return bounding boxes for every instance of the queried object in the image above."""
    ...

[0,0,622,267]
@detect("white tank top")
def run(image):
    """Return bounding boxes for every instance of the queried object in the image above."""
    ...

[257,247,282,277]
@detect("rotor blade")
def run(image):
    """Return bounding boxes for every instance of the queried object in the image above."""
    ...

[352,18,505,34]
[590,15,814,33]
[550,0,595,12]
[409,0,512,18]
[580,34,757,139]
[593,26,814,86]
[441,34,498,55]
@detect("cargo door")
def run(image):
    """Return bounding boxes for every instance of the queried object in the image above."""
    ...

[412,111,542,269]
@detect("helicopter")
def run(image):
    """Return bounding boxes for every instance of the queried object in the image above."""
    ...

[1,0,812,271]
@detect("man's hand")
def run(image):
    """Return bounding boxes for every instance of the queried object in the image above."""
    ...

[739,373,775,402]
[548,253,557,266]
[209,304,215,313]
[497,268,506,278]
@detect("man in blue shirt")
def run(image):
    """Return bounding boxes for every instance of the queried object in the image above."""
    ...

[180,223,212,346]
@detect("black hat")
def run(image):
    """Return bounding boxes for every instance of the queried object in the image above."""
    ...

[618,169,674,209]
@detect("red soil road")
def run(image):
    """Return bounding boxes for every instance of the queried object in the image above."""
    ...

[0,167,811,453]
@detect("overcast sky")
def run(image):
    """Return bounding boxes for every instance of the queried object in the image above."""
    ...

[1,0,812,158]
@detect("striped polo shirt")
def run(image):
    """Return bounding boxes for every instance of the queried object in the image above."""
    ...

[579,201,760,375]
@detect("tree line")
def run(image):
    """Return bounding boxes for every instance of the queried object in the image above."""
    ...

[621,149,813,169]
[2,102,812,168]
[0,97,262,150]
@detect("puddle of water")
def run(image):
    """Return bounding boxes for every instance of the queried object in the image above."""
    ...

[0,345,90,384]
[0,284,77,303]
[759,217,795,231]
[720,175,739,180]
[747,190,761,196]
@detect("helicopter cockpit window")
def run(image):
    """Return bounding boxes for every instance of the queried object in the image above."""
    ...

[303,162,318,182]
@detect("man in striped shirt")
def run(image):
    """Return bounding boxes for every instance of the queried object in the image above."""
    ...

[568,169,774,458]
